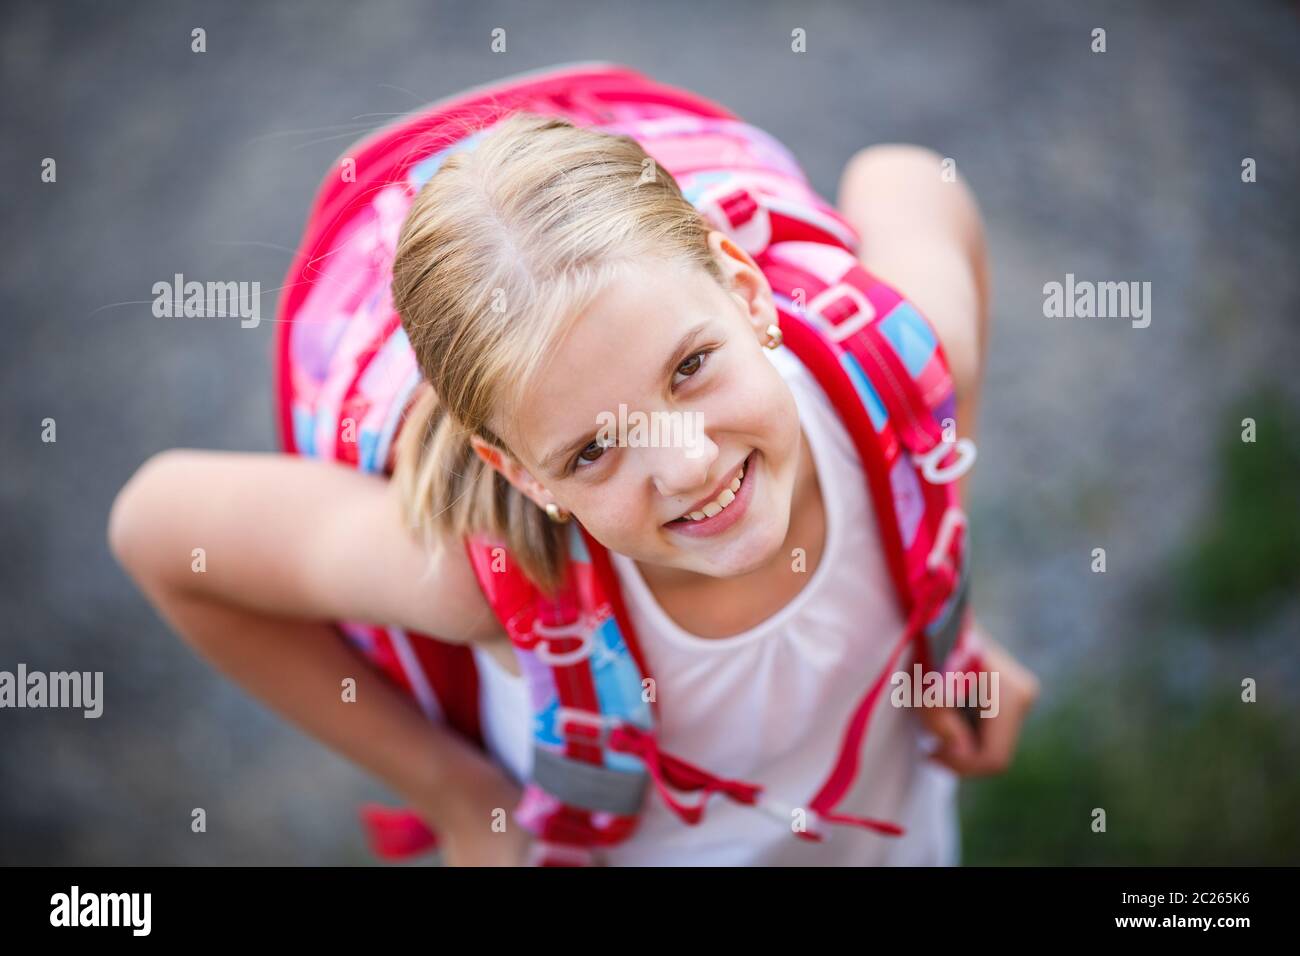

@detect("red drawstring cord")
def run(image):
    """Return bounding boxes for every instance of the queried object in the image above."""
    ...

[806,564,959,834]
[608,724,762,824]
[607,567,964,843]
[359,565,959,860]
[608,725,904,839]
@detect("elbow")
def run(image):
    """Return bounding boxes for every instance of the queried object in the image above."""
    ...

[107,449,185,577]
[843,143,986,250]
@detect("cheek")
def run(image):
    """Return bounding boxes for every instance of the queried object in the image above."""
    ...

[723,361,798,444]
[566,364,797,540]
[565,481,646,540]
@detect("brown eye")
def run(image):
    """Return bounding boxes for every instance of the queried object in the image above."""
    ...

[677,352,704,377]
[570,438,611,473]
[674,348,713,388]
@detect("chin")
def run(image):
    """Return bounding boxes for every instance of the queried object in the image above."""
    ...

[735,512,792,574]
[688,500,792,579]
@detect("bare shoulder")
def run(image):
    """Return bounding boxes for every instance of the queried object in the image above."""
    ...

[836,143,989,401]
[376,475,507,646]
[109,447,506,648]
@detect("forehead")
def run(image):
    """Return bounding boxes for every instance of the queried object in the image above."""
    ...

[507,260,722,467]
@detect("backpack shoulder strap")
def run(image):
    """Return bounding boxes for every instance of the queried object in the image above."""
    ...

[761,238,978,673]
[458,153,986,858]
[671,156,977,672]
[462,525,656,863]
[748,224,985,833]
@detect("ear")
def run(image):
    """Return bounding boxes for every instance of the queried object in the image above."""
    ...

[469,434,556,513]
[706,230,778,342]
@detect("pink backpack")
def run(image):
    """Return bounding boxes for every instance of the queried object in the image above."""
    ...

[273,61,984,865]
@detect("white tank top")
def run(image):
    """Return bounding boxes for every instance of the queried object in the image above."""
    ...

[471,344,960,866]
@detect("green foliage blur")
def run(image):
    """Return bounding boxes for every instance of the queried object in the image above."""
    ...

[961,388,1300,864]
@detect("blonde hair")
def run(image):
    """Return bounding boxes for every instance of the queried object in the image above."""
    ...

[391,110,724,596]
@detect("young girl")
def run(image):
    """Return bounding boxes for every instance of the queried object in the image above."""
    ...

[108,64,1037,866]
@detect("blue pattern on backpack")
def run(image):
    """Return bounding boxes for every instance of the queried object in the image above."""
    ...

[408,129,489,189]
[878,302,936,379]
[841,353,889,432]
[292,405,317,457]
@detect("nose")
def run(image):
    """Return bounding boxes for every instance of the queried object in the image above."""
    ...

[646,432,720,503]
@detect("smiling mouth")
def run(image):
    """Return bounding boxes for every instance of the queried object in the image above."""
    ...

[667,451,753,524]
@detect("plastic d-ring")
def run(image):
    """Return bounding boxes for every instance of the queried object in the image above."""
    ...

[926,507,968,573]
[531,619,594,666]
[915,438,977,484]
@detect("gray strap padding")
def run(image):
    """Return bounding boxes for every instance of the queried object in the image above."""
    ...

[531,746,650,816]
[924,562,971,667]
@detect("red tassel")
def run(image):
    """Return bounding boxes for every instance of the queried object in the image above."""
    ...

[359,804,439,860]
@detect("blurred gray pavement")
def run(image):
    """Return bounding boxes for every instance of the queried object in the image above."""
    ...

[2,0,1297,864]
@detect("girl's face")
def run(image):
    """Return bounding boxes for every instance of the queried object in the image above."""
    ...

[480,233,802,582]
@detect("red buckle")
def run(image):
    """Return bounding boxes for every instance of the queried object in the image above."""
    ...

[555,707,620,746]
[807,281,876,342]
[699,184,772,254]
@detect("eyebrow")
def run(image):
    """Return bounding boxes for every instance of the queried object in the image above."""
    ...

[539,322,711,476]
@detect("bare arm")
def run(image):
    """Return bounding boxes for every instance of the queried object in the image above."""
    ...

[108,450,526,864]
[837,144,991,499]
[108,448,503,643]
[837,148,1040,775]
[128,577,519,848]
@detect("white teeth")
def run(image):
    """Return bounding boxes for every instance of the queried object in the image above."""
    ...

[678,460,747,522]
